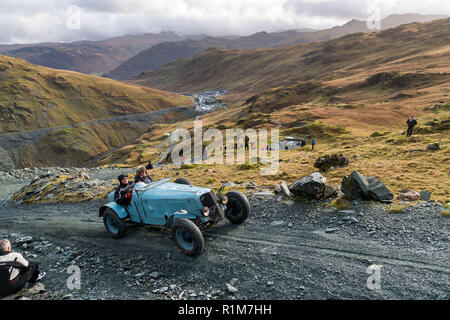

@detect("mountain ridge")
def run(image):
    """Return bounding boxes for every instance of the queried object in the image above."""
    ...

[106,14,447,80]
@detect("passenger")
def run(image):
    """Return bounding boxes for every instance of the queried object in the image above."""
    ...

[134,166,153,184]
[0,239,46,297]
[114,174,133,206]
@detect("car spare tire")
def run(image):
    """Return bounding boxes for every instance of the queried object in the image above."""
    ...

[174,178,192,186]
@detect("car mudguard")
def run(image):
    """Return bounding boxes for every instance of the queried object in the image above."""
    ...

[99,202,129,219]
[166,211,208,228]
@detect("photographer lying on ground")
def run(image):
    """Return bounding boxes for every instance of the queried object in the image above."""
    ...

[0,239,45,297]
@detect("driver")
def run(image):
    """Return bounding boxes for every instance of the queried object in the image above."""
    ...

[134,166,153,184]
[114,174,134,206]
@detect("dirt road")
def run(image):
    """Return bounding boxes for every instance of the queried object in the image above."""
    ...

[0,174,448,300]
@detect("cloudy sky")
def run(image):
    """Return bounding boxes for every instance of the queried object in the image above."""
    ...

[0,0,448,44]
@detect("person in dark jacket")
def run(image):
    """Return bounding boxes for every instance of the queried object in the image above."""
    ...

[311,137,316,151]
[406,116,418,137]
[134,166,153,184]
[114,174,133,206]
[145,160,154,170]
[0,239,45,297]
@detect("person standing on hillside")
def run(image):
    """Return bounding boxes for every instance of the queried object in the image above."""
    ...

[311,137,316,151]
[0,239,46,297]
[406,116,418,137]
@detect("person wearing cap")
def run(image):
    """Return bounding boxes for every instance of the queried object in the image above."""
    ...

[134,166,153,184]
[114,174,134,206]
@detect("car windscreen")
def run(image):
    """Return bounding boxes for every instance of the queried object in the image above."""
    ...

[135,178,171,192]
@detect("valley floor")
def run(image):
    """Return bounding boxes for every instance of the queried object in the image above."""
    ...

[0,170,448,300]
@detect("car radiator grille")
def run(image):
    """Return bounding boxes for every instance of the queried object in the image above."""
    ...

[200,191,224,221]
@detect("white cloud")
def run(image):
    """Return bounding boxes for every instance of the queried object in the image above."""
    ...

[0,0,447,44]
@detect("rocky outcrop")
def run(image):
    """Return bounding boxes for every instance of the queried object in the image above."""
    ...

[314,154,349,172]
[10,172,114,204]
[0,167,128,183]
[289,172,337,200]
[341,171,393,202]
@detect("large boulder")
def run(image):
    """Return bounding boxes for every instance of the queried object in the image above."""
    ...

[341,171,369,200]
[367,177,394,202]
[341,171,393,202]
[314,154,349,172]
[289,172,327,199]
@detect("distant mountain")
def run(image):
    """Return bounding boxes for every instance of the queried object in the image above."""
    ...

[105,31,303,80]
[106,14,447,81]
[277,13,448,46]
[4,44,130,75]
[133,18,450,98]
[0,32,204,75]
[106,39,229,80]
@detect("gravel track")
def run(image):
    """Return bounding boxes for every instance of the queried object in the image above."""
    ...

[0,171,448,300]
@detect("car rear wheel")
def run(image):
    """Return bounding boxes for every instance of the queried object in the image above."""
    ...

[174,177,192,186]
[172,218,204,256]
[225,191,250,224]
[103,209,127,239]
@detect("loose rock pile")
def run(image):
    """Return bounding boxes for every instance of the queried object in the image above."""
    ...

[9,172,115,204]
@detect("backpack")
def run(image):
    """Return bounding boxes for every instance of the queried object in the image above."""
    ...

[0,259,26,290]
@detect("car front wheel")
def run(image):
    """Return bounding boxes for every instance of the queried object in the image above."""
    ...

[225,191,250,224]
[172,218,204,257]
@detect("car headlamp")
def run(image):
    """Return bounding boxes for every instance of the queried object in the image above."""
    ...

[202,206,210,217]
[220,195,228,205]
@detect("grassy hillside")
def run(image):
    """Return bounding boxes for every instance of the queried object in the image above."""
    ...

[99,19,449,202]
[134,18,450,103]
[0,54,191,134]
[0,54,192,168]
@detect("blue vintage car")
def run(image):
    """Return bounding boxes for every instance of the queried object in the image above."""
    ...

[99,178,250,256]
